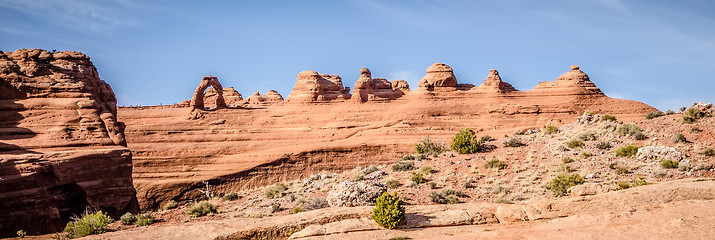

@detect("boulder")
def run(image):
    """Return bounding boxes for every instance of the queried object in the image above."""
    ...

[326,179,387,207]
[0,49,139,237]
[285,70,351,103]
[417,63,458,91]
[637,146,683,161]
[475,69,517,93]
[352,68,408,102]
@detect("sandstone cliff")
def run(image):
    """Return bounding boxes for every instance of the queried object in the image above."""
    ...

[0,49,139,237]
[285,70,352,103]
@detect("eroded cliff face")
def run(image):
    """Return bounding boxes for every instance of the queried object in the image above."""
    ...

[0,49,138,237]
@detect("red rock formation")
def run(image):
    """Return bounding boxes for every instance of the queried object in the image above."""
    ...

[0,49,138,237]
[207,87,242,107]
[241,90,284,107]
[474,69,517,93]
[352,68,408,102]
[417,63,458,91]
[531,65,604,95]
[191,76,226,110]
[285,70,351,103]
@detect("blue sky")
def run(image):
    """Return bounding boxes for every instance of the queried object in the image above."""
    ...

[1,0,714,111]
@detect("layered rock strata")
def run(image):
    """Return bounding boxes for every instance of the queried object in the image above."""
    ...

[352,68,409,102]
[286,70,352,103]
[190,76,226,110]
[417,63,458,91]
[474,69,517,93]
[0,49,138,237]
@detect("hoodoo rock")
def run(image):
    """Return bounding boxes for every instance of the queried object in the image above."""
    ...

[0,49,138,237]
[352,68,408,102]
[190,76,226,110]
[242,90,284,107]
[531,65,604,95]
[475,69,517,93]
[285,70,351,103]
[417,63,458,91]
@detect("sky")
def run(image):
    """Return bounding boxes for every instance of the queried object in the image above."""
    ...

[1,0,714,111]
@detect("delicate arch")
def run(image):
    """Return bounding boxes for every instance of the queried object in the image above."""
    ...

[190,76,226,109]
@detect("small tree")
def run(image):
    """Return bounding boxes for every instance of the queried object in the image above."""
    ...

[451,128,482,154]
[372,192,406,229]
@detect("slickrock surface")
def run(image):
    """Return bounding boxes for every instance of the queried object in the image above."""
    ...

[0,49,139,237]
[120,64,656,210]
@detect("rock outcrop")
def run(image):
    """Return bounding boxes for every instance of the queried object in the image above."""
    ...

[242,90,284,107]
[531,65,604,95]
[190,76,226,110]
[286,70,351,103]
[208,87,242,106]
[352,68,409,102]
[0,49,138,237]
[474,69,517,93]
[326,172,387,207]
[417,63,458,91]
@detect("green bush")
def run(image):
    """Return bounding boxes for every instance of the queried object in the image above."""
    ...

[601,114,617,122]
[561,157,574,164]
[464,178,477,189]
[222,192,239,201]
[614,144,639,157]
[681,107,705,124]
[392,161,415,171]
[691,126,702,133]
[292,206,305,214]
[372,192,405,229]
[63,210,113,239]
[565,139,584,149]
[545,174,585,197]
[135,213,154,226]
[187,200,217,217]
[617,181,631,190]
[665,110,675,115]
[119,212,136,225]
[484,157,507,170]
[660,159,679,169]
[679,107,687,112]
[645,111,665,119]
[617,124,644,138]
[544,125,559,135]
[264,183,287,199]
[634,177,647,186]
[415,136,446,155]
[609,162,632,174]
[578,131,597,141]
[419,165,435,174]
[503,137,525,147]
[429,189,465,204]
[450,128,482,154]
[596,141,612,149]
[16,230,26,238]
[163,200,179,210]
[410,172,427,184]
[579,151,594,159]
[480,135,494,142]
[700,148,715,157]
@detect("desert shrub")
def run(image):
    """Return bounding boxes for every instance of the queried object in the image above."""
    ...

[264,183,287,199]
[484,157,507,170]
[578,131,597,141]
[223,192,239,201]
[614,144,639,157]
[119,212,136,225]
[63,210,113,239]
[617,181,631,190]
[700,148,715,157]
[678,161,691,171]
[596,141,612,149]
[292,206,305,214]
[609,162,632,174]
[415,136,446,155]
[135,213,154,226]
[271,203,282,213]
[187,200,217,217]
[410,172,427,184]
[16,230,26,238]
[544,125,559,135]
[634,132,647,140]
[503,137,525,147]
[392,161,415,171]
[480,135,494,142]
[679,106,687,112]
[634,177,647,186]
[565,139,584,149]
[673,133,687,143]
[694,163,713,171]
[162,200,179,210]
[491,185,511,195]
[602,121,619,132]
[681,107,705,124]
[429,189,465,204]
[690,126,702,133]
[464,177,477,189]
[645,111,665,119]
[665,110,675,115]
[401,154,415,161]
[427,182,438,189]
[389,237,412,240]
[372,192,406,229]
[660,159,679,169]
[385,178,401,189]
[451,128,482,154]
[557,164,573,173]
[617,124,644,138]
[494,198,513,204]
[580,151,594,159]
[419,165,435,174]
[303,197,329,210]
[546,174,585,197]
[601,114,617,122]
[558,145,570,152]
[561,157,574,164]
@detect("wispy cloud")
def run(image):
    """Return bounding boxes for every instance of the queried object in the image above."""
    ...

[0,0,140,33]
